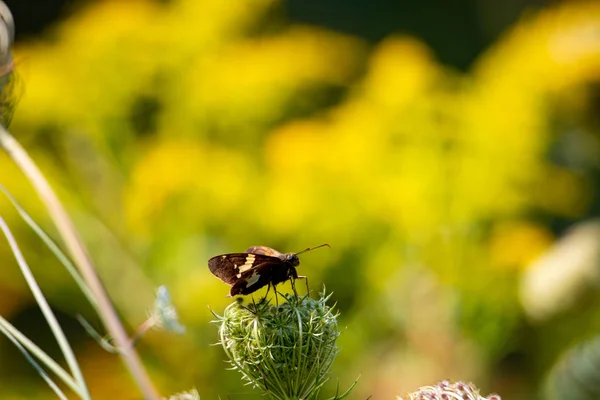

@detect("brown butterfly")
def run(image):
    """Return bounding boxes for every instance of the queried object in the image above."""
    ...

[208,244,329,298]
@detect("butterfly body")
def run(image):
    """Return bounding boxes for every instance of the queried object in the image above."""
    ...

[208,244,328,297]
[208,246,300,296]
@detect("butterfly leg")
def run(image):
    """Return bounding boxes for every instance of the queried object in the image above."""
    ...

[295,275,309,296]
[290,277,299,298]
[273,284,279,306]
[302,276,310,295]
[290,267,309,296]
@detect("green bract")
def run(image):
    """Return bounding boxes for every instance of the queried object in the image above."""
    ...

[215,291,339,400]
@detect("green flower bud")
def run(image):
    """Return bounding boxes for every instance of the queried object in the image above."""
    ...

[214,291,340,400]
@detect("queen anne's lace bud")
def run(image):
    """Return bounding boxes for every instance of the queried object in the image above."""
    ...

[214,291,341,400]
[162,388,199,400]
[398,380,501,400]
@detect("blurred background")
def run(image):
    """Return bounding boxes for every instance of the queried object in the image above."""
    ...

[0,0,599,398]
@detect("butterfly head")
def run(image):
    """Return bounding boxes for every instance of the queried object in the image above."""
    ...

[282,244,330,267]
[282,253,300,267]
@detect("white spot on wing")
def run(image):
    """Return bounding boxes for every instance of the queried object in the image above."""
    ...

[236,273,242,278]
[239,254,256,273]
[246,273,261,287]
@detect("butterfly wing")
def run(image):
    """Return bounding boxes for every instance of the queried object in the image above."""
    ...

[230,261,281,296]
[208,252,279,285]
[245,246,283,257]
[208,253,248,285]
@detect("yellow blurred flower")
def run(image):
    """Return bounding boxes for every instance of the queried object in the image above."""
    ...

[125,139,255,235]
[488,221,554,271]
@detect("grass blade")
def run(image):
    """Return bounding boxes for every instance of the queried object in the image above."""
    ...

[0,318,69,399]
[0,316,81,395]
[0,183,98,310]
[0,215,90,399]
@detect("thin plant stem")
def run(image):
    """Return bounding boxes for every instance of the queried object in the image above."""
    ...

[0,183,99,310]
[76,315,120,354]
[0,316,81,396]
[130,316,157,346]
[0,126,161,399]
[0,318,69,399]
[0,215,90,399]
[77,314,157,355]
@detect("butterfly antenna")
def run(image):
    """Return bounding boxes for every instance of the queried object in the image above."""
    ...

[295,243,330,256]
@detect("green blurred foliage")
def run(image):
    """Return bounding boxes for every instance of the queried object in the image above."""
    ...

[1,0,600,398]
